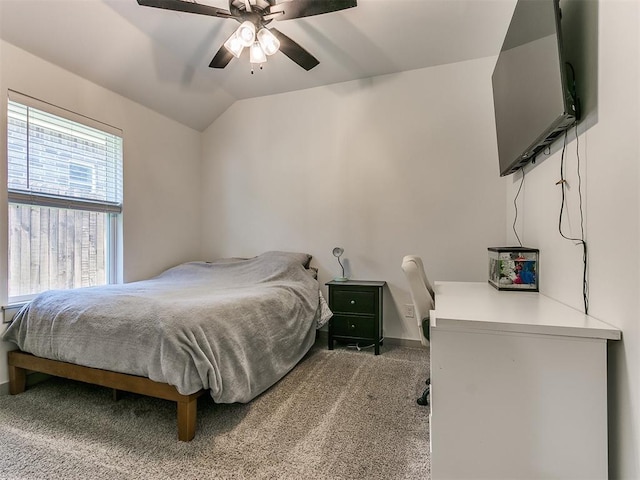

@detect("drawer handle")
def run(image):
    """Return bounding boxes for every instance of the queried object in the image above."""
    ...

[350,300,356,305]
[350,323,356,329]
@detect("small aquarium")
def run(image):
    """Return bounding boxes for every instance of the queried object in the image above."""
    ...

[488,247,539,291]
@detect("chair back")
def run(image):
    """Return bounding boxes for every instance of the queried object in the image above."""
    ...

[401,255,434,346]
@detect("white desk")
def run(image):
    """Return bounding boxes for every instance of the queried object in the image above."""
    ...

[430,282,620,480]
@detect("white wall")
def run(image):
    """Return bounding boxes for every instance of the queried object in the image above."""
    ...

[506,1,640,476]
[0,41,203,385]
[201,57,506,341]
[1,3,638,476]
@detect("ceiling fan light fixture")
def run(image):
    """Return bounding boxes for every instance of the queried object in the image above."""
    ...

[249,41,267,64]
[257,28,280,56]
[136,0,357,71]
[223,32,244,58]
[236,21,256,47]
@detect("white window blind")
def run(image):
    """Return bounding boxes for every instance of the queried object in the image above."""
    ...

[7,93,123,212]
[6,92,123,301]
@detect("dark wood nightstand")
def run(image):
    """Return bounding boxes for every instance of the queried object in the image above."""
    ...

[326,280,386,355]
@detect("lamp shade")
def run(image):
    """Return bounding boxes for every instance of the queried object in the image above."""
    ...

[236,21,256,47]
[249,42,267,64]
[257,28,280,56]
[223,32,244,58]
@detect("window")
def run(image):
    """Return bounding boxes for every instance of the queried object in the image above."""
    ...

[7,92,123,302]
[69,162,96,196]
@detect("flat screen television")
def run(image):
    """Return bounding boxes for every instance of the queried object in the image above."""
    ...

[492,0,579,177]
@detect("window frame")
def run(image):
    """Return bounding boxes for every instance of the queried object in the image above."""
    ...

[6,91,123,303]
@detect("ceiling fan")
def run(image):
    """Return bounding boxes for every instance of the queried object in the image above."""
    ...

[136,0,358,71]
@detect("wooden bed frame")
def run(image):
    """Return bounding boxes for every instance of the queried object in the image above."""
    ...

[8,350,205,441]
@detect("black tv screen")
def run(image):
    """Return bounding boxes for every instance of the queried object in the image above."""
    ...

[492,0,578,177]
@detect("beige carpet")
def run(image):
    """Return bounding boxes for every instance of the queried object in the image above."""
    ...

[0,344,430,479]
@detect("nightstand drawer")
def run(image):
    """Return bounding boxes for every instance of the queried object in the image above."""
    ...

[331,314,376,338]
[332,290,376,314]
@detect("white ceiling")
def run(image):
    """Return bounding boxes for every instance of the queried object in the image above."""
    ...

[0,0,516,131]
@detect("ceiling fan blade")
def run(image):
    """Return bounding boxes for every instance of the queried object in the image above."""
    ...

[270,28,319,71]
[209,44,235,69]
[137,0,232,18]
[269,0,356,21]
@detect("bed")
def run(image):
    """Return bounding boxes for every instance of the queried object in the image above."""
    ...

[2,251,332,441]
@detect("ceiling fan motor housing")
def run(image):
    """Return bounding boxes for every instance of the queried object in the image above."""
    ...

[229,0,274,27]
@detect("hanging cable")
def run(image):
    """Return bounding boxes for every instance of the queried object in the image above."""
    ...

[512,167,525,247]
[556,124,589,314]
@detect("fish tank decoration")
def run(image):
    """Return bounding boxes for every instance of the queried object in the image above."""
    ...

[488,247,539,291]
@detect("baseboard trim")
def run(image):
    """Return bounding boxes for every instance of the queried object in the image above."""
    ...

[383,337,426,348]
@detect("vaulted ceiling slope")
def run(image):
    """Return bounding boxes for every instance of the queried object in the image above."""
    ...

[0,0,515,131]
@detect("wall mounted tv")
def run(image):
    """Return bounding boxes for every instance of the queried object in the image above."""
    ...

[492,0,579,177]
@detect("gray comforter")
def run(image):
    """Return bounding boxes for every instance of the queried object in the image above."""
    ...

[3,251,329,403]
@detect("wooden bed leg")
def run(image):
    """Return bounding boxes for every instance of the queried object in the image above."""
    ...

[177,396,198,442]
[112,388,124,401]
[9,364,27,395]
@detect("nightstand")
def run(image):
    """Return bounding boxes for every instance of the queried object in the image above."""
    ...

[326,280,386,355]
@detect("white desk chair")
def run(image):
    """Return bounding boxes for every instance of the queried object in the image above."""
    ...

[401,255,434,405]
